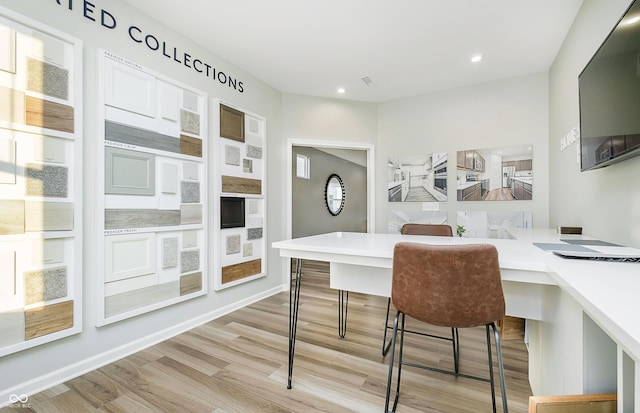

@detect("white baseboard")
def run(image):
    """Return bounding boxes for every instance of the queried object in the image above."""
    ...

[1,285,283,407]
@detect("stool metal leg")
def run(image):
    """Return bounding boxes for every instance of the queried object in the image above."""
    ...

[338,290,349,338]
[486,322,508,413]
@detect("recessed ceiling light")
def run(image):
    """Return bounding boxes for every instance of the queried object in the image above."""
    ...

[337,87,346,94]
[470,54,483,63]
[623,16,640,25]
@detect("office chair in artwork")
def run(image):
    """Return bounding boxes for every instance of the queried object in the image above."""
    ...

[382,223,459,374]
[384,242,508,413]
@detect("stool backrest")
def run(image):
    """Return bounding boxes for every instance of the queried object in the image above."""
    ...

[401,223,453,237]
[391,242,505,328]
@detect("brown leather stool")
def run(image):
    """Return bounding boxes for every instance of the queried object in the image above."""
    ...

[384,242,508,413]
[382,224,459,374]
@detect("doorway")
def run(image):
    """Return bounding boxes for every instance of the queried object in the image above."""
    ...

[286,139,375,240]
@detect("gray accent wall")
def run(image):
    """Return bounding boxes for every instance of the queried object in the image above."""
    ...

[292,147,367,237]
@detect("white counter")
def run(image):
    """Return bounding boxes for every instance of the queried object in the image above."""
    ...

[273,231,640,408]
[456,181,481,190]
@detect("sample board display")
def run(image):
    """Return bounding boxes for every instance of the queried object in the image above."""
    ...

[0,8,83,356]
[97,50,207,325]
[215,101,266,289]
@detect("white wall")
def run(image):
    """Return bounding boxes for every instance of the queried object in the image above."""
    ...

[377,73,550,232]
[0,0,284,401]
[549,0,640,248]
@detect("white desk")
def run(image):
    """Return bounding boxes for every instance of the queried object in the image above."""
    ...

[272,231,640,411]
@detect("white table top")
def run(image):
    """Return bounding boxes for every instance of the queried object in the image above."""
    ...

[272,230,640,361]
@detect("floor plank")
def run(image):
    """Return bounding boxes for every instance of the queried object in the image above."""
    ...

[6,260,532,412]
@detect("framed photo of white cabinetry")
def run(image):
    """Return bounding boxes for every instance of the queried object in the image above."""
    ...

[96,50,208,326]
[214,100,266,290]
[0,7,83,356]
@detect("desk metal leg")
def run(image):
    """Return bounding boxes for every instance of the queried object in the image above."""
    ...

[288,258,303,389]
[338,290,349,338]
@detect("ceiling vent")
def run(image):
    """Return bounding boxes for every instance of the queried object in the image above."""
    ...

[360,75,376,87]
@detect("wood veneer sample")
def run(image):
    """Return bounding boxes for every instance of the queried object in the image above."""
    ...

[221,259,261,284]
[0,86,25,124]
[221,175,262,195]
[528,393,616,413]
[25,300,73,340]
[180,272,202,296]
[105,209,181,229]
[25,95,74,133]
[0,200,25,235]
[105,121,180,154]
[105,281,179,318]
[180,134,202,157]
[220,104,244,142]
[25,201,74,231]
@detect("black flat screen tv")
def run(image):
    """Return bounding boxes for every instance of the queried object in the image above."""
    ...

[579,0,640,171]
[220,196,245,229]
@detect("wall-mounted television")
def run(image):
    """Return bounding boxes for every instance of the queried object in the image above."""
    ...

[220,196,245,229]
[579,0,640,171]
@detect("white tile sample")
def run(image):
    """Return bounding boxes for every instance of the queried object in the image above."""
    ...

[247,199,260,215]
[32,238,65,265]
[0,136,16,184]
[0,251,16,298]
[225,144,241,166]
[182,230,198,248]
[180,181,200,203]
[243,159,253,173]
[0,310,24,348]
[182,90,198,112]
[248,117,260,135]
[24,266,68,304]
[180,109,200,135]
[0,25,16,74]
[160,85,179,121]
[105,233,156,282]
[34,136,66,164]
[183,162,199,180]
[226,235,241,255]
[105,146,155,196]
[243,243,253,257]
[161,163,178,194]
[180,204,202,225]
[180,249,200,273]
[25,163,68,197]
[162,237,178,269]
[31,30,66,67]
[105,273,158,296]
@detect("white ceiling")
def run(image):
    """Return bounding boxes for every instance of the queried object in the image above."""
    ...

[122,0,584,103]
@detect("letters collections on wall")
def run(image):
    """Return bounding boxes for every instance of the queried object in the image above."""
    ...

[216,100,266,289]
[0,8,83,356]
[97,50,208,325]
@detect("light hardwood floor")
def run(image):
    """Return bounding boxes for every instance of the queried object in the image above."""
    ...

[3,261,532,413]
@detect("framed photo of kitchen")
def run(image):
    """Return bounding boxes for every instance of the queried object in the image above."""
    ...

[0,7,83,356]
[96,49,208,326]
[387,152,448,202]
[456,144,533,201]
